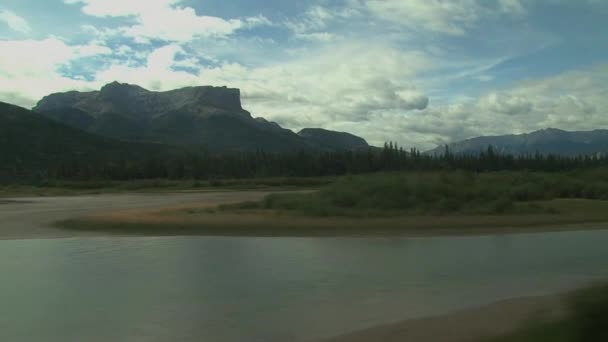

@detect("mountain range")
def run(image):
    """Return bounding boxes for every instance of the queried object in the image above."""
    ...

[427,128,608,156]
[4,81,608,164]
[33,82,369,152]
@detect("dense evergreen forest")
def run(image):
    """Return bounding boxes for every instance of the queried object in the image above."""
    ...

[3,142,608,184]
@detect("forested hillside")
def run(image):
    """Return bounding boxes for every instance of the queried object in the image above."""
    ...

[0,101,175,182]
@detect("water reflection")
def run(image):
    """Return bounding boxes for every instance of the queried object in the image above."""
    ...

[1,230,608,341]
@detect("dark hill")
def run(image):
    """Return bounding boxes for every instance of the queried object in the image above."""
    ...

[0,101,172,180]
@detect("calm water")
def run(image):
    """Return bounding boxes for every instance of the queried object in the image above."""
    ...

[1,230,608,342]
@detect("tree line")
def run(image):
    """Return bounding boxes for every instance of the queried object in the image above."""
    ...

[3,143,608,183]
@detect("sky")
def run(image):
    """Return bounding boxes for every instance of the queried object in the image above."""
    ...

[0,0,607,150]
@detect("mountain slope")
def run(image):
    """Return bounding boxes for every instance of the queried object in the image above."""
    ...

[427,128,608,156]
[33,82,369,152]
[0,101,171,180]
[298,128,369,151]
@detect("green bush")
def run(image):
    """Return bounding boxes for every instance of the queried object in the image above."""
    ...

[257,170,608,216]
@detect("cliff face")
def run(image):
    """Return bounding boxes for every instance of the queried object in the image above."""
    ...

[35,82,246,120]
[34,82,370,152]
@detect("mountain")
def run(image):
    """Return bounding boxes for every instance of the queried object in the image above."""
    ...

[427,128,608,156]
[298,128,369,151]
[0,101,172,180]
[34,82,368,152]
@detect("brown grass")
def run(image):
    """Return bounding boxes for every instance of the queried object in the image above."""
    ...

[57,199,608,237]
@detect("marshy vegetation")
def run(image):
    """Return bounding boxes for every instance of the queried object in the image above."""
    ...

[55,168,608,237]
[225,168,608,217]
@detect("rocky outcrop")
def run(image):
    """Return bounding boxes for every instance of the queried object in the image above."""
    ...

[35,82,246,120]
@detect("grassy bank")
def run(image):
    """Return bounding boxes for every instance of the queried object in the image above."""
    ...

[57,198,608,237]
[229,170,608,217]
[488,284,608,342]
[50,169,608,236]
[0,177,333,197]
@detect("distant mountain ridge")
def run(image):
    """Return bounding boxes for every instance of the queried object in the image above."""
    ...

[34,82,369,152]
[427,128,608,156]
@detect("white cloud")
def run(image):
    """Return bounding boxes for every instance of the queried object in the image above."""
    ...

[73,43,112,57]
[65,0,270,43]
[123,7,246,42]
[94,44,199,91]
[286,4,360,42]
[405,65,608,149]
[294,32,337,42]
[115,45,133,55]
[63,0,181,17]
[499,0,526,15]
[479,93,533,115]
[217,63,604,149]
[196,42,433,128]
[286,5,336,34]
[0,38,111,107]
[0,9,31,34]
[475,74,494,82]
[365,0,526,35]
[0,38,110,77]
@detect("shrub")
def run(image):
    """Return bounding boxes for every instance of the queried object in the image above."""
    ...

[255,170,608,217]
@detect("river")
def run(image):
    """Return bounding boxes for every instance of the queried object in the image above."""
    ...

[1,231,607,341]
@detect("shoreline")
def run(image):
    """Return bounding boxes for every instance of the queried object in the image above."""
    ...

[3,192,608,240]
[3,221,608,241]
[57,217,608,239]
[322,294,568,342]
[56,199,608,238]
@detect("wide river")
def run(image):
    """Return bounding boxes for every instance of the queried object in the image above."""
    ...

[1,231,608,341]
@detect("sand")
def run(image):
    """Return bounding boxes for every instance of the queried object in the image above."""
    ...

[0,191,271,240]
[323,295,567,342]
[4,191,608,240]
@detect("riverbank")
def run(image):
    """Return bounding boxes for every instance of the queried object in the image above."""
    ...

[0,191,272,240]
[323,295,567,342]
[3,190,608,240]
[325,283,608,342]
[56,198,608,238]
[0,177,330,198]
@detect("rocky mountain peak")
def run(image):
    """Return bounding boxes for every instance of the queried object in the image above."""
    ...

[174,85,243,112]
[32,83,370,152]
[99,81,149,99]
